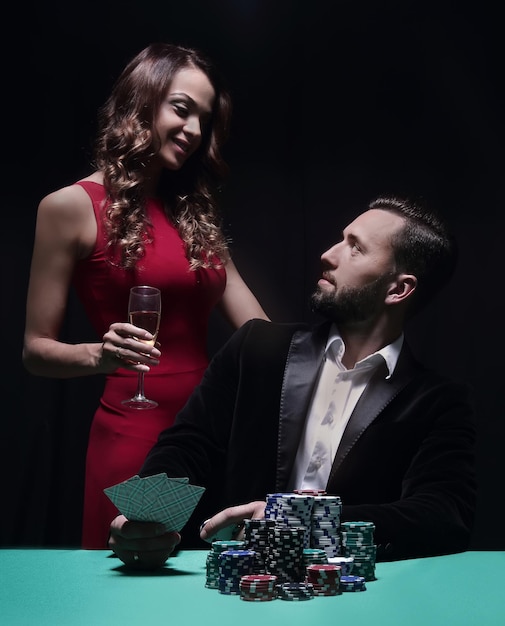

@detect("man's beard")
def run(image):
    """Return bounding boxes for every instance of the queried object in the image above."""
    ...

[310,274,393,325]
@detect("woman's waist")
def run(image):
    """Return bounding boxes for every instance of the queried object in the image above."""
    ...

[132,346,209,370]
[107,360,208,380]
[101,365,207,406]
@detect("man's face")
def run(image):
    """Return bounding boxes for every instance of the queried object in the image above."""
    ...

[311,209,405,324]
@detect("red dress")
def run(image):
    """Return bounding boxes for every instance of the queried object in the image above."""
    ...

[72,181,226,548]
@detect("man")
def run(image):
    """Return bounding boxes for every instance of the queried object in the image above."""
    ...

[109,195,476,570]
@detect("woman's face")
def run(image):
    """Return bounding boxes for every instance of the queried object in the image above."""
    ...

[153,66,216,171]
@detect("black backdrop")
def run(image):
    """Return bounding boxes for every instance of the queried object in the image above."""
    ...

[2,0,504,550]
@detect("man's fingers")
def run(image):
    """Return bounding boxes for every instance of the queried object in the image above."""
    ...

[200,501,266,542]
[113,516,166,540]
[108,515,181,569]
[110,532,180,569]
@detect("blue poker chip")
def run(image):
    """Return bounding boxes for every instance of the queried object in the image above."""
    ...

[340,574,367,591]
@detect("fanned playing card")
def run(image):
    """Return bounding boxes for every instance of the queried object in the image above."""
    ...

[104,473,205,532]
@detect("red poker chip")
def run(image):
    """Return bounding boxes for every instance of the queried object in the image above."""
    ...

[239,584,275,594]
[307,564,341,572]
[307,565,341,580]
[240,575,277,582]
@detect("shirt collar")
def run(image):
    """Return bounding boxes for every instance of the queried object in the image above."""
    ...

[325,323,403,379]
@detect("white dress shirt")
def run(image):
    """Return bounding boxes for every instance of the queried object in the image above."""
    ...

[288,325,403,491]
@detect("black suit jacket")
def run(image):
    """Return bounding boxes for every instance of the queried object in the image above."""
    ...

[140,319,477,561]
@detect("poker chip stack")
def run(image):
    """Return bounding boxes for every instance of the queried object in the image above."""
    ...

[266,525,307,583]
[243,518,277,573]
[217,549,257,595]
[327,555,354,575]
[305,563,342,596]
[205,540,246,589]
[276,582,315,601]
[310,495,343,558]
[261,491,346,582]
[340,521,377,581]
[265,491,343,558]
[204,493,378,598]
[339,574,367,592]
[302,547,328,569]
[239,574,278,602]
[265,493,314,548]
[263,492,291,519]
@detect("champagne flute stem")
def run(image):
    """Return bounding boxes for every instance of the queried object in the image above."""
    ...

[135,371,146,400]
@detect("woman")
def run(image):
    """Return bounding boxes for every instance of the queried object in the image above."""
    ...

[22,42,269,549]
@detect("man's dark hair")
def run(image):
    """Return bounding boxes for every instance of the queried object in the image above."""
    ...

[369,196,458,317]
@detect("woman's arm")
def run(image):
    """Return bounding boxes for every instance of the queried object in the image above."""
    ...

[217,258,270,329]
[22,185,106,377]
[22,185,160,378]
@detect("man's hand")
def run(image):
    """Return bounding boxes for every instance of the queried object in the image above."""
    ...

[108,515,181,570]
[199,501,266,543]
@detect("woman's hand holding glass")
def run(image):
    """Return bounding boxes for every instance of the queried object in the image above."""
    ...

[102,323,160,369]
[118,286,161,409]
[100,286,161,407]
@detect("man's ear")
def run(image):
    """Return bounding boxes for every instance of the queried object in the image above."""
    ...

[385,274,417,304]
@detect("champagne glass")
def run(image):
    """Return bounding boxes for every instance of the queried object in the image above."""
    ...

[122,285,161,410]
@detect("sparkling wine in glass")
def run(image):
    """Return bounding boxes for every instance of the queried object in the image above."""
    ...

[122,285,161,410]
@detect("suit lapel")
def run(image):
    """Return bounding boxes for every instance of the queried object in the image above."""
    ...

[276,323,330,490]
[327,344,418,485]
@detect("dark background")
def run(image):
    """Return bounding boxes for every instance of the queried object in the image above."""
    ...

[2,0,503,549]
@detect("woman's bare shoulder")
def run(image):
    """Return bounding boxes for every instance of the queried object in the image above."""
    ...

[39,184,90,216]
[39,171,104,211]
[36,181,99,248]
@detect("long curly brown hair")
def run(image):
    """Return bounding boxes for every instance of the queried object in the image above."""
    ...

[93,42,232,270]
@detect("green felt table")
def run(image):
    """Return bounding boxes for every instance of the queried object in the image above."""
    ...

[1,549,503,626]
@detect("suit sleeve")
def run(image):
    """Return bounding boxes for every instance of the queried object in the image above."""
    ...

[138,321,250,484]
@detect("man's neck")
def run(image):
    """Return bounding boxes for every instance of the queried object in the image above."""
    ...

[337,322,402,370]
